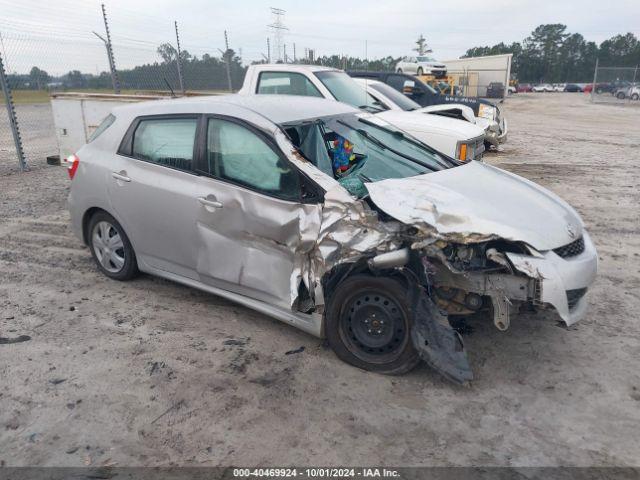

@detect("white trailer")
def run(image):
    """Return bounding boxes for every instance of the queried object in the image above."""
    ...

[443,54,513,98]
[50,92,166,160]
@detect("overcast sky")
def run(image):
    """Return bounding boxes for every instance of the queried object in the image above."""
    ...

[1,0,639,74]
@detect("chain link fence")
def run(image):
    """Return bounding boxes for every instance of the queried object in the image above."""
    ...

[0,4,246,175]
[590,63,640,105]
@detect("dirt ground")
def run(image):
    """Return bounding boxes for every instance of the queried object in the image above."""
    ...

[1,93,639,468]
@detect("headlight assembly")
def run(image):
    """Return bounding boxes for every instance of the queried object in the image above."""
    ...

[478,103,497,121]
[456,138,484,162]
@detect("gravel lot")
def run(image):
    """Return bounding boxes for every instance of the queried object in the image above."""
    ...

[1,93,639,467]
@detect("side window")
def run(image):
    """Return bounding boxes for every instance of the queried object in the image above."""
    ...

[204,118,300,201]
[256,72,323,97]
[132,118,197,171]
[386,75,406,92]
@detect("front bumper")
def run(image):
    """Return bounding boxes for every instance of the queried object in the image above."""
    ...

[505,231,598,325]
[428,68,447,78]
[479,115,507,148]
[496,116,508,143]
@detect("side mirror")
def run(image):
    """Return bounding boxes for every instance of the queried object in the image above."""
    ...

[403,80,416,96]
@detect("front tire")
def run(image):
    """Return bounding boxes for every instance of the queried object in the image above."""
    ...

[617,92,626,99]
[88,211,138,281]
[631,93,639,100]
[325,275,420,375]
[417,67,424,76]
[396,68,403,73]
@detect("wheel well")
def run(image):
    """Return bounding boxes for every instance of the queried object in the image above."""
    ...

[81,207,105,245]
[321,260,411,310]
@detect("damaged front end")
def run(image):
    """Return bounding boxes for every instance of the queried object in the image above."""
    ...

[272,119,594,385]
[305,182,595,384]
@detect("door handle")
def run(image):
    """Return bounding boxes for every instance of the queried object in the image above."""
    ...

[112,171,131,182]
[198,197,223,209]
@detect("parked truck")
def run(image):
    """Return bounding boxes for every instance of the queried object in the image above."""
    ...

[238,64,486,162]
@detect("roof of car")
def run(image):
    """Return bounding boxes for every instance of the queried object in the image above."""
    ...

[252,63,338,73]
[111,94,359,124]
[347,71,385,78]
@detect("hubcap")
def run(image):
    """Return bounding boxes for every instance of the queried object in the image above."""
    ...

[92,221,125,273]
[341,291,407,360]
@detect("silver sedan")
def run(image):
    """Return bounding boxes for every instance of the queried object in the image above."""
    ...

[67,95,597,383]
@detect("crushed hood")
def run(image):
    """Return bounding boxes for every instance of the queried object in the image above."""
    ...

[365,161,583,251]
[417,104,476,124]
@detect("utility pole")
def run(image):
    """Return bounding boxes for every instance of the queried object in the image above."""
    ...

[590,58,599,103]
[174,21,184,94]
[293,43,296,63]
[267,7,288,62]
[267,37,271,63]
[96,4,120,93]
[219,30,232,92]
[283,44,287,63]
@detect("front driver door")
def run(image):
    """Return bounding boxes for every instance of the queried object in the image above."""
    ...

[194,116,322,310]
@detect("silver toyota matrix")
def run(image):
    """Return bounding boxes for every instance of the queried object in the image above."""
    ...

[67,95,598,383]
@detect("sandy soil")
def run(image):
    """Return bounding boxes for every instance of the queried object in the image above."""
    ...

[0,93,639,467]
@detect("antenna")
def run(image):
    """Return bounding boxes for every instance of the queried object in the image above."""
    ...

[267,7,288,62]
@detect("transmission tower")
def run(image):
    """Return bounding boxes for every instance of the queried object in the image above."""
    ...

[267,7,288,62]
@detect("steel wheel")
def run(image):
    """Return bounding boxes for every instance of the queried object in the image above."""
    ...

[92,221,125,273]
[339,290,408,364]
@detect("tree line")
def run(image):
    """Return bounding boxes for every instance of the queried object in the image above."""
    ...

[7,45,246,92]
[462,24,640,83]
[7,24,640,91]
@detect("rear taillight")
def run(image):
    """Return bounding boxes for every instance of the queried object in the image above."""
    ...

[67,154,79,180]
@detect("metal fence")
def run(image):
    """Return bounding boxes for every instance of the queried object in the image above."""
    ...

[0,3,246,175]
[446,68,511,99]
[590,61,640,105]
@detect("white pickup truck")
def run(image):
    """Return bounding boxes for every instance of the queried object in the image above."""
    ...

[239,64,486,162]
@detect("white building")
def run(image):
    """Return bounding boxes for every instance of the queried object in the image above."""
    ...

[443,54,513,98]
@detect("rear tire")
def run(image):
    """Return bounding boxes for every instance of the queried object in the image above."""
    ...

[617,92,626,99]
[325,275,420,375]
[88,211,138,281]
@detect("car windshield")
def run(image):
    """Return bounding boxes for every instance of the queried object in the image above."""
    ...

[369,82,421,111]
[417,56,436,62]
[314,71,384,113]
[282,112,457,198]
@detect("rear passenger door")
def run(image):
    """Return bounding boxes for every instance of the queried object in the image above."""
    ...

[108,115,202,278]
[194,116,323,309]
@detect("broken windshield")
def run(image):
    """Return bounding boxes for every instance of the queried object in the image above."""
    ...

[282,113,458,198]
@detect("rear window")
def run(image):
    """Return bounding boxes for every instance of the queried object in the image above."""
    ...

[88,114,115,142]
[256,72,323,97]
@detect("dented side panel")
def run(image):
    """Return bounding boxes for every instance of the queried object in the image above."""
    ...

[194,174,322,310]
